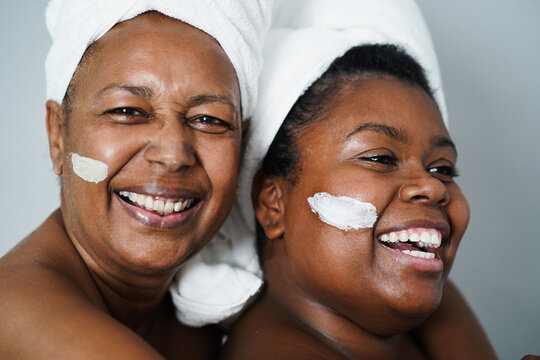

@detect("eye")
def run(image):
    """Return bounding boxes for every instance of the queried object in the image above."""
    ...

[359,154,397,166]
[428,164,459,181]
[104,107,149,124]
[187,115,233,134]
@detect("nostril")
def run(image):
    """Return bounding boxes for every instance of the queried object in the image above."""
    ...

[438,195,449,206]
[411,194,429,201]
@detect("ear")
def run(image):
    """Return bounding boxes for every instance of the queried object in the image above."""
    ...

[45,100,66,175]
[252,172,287,240]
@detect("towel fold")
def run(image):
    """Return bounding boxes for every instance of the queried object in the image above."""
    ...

[170,207,263,326]
[45,0,271,119]
[171,0,447,326]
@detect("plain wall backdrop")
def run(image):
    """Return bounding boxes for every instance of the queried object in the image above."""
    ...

[1,1,538,358]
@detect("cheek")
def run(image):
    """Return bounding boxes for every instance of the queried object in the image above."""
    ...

[287,166,389,259]
[195,136,241,231]
[198,136,241,191]
[285,192,375,283]
[191,137,241,245]
[443,186,470,271]
[448,186,470,241]
[313,168,393,221]
[61,125,147,233]
[66,122,146,179]
[285,224,378,315]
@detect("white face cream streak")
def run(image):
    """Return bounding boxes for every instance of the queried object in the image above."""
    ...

[71,153,109,184]
[307,192,377,231]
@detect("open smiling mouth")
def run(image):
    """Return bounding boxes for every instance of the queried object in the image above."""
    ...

[377,228,442,259]
[116,191,199,217]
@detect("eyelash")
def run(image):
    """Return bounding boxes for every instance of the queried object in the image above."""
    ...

[360,155,459,179]
[187,115,233,134]
[105,107,149,121]
[361,155,397,166]
[196,115,230,127]
[428,165,460,178]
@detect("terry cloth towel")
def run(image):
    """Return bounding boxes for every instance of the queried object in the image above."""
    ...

[171,0,447,326]
[170,207,264,326]
[45,0,272,120]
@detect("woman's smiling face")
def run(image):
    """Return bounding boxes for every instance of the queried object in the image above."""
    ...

[274,77,469,334]
[48,13,242,273]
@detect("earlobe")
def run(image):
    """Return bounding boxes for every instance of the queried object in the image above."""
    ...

[252,172,286,240]
[45,100,66,176]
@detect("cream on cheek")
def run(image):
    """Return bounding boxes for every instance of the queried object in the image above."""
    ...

[71,153,109,184]
[307,192,377,231]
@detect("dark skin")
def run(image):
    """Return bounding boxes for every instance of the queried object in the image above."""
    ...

[0,12,243,359]
[411,280,496,359]
[222,78,497,359]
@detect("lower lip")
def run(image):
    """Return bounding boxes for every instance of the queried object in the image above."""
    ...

[378,242,444,273]
[115,193,200,230]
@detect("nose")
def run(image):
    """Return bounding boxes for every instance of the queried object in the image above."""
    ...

[143,120,196,172]
[398,172,449,206]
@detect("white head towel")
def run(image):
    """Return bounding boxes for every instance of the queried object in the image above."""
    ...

[45,0,271,119]
[171,0,447,326]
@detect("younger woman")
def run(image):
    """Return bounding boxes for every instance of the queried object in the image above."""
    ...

[222,43,496,359]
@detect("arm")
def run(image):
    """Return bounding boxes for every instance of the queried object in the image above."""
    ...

[412,280,497,360]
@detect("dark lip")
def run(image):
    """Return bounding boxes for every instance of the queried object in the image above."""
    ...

[375,219,451,241]
[113,185,203,201]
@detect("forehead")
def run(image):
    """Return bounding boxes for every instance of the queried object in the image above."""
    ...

[71,12,240,106]
[300,77,448,147]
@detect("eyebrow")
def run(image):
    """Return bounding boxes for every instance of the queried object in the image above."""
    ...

[97,83,154,100]
[431,135,458,156]
[187,94,240,118]
[346,122,457,156]
[346,122,409,143]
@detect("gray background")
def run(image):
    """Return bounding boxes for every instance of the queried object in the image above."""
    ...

[1,1,538,358]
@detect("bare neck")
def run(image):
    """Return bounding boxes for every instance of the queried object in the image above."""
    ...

[54,209,177,336]
[263,258,403,359]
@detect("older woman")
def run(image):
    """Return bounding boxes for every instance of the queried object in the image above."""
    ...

[0,0,269,358]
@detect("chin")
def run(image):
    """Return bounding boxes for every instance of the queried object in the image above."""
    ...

[400,296,440,319]
[367,284,443,336]
[115,237,194,273]
[390,290,443,334]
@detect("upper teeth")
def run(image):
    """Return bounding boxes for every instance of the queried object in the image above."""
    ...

[118,191,194,216]
[379,228,442,248]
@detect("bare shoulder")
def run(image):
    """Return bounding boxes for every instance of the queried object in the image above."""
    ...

[221,298,343,360]
[412,280,497,360]
[0,211,103,311]
[0,211,163,359]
